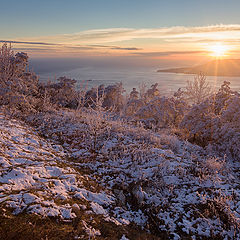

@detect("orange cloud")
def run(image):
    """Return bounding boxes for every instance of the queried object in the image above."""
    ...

[4,24,240,58]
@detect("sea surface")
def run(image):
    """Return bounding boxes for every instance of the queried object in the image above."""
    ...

[36,65,240,95]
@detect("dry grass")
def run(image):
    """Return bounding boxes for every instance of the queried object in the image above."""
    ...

[0,208,162,240]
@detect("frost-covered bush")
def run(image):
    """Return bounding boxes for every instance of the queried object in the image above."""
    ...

[81,109,112,153]
[0,44,39,112]
[85,82,125,111]
[180,81,240,159]
[103,82,125,111]
[134,96,186,129]
[129,88,139,100]
[40,76,79,109]
[0,44,84,113]
[84,85,103,108]
[213,95,240,159]
[180,98,219,146]
[123,83,187,124]
[145,83,160,101]
[123,88,145,116]
[123,98,145,116]
[214,81,235,114]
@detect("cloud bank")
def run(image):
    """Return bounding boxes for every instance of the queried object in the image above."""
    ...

[5,24,240,57]
[25,24,240,44]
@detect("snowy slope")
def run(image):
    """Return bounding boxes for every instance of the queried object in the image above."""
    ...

[1,110,240,239]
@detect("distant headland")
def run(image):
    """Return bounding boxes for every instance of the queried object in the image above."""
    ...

[157,59,240,77]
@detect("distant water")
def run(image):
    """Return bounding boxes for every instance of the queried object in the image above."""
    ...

[37,66,240,95]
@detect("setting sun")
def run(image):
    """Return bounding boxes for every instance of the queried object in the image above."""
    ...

[209,43,229,57]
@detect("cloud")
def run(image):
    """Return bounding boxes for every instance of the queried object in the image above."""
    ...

[133,50,208,57]
[62,45,96,50]
[12,48,53,51]
[7,24,240,56]
[0,40,57,45]
[164,38,240,44]
[89,45,141,50]
[21,24,240,45]
[7,41,142,55]
[110,46,141,50]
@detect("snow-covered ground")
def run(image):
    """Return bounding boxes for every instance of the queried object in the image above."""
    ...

[0,110,240,239]
[0,112,140,238]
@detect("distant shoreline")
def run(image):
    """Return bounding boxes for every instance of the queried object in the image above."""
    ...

[157,69,240,77]
[157,59,240,77]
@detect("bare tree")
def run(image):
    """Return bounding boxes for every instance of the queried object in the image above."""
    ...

[184,73,212,105]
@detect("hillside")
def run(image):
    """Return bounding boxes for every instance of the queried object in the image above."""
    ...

[0,109,240,239]
[1,44,240,239]
[157,59,240,76]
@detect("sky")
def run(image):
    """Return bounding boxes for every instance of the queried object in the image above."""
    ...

[1,0,240,63]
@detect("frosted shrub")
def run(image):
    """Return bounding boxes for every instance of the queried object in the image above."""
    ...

[80,89,113,154]
[129,88,139,100]
[173,87,185,101]
[124,83,186,126]
[145,83,160,101]
[181,81,240,159]
[214,81,235,114]
[123,87,145,116]
[180,98,218,146]
[103,82,125,111]
[0,44,28,85]
[157,133,182,153]
[134,96,186,129]
[123,98,145,116]
[197,190,240,233]
[81,109,111,154]
[41,76,78,109]
[85,85,104,108]
[0,43,39,113]
[214,95,240,159]
[204,157,226,174]
[85,82,125,111]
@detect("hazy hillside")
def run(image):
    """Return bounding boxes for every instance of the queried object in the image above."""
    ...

[158,59,240,76]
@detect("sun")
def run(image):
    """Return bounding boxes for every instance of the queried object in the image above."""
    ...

[208,43,229,57]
